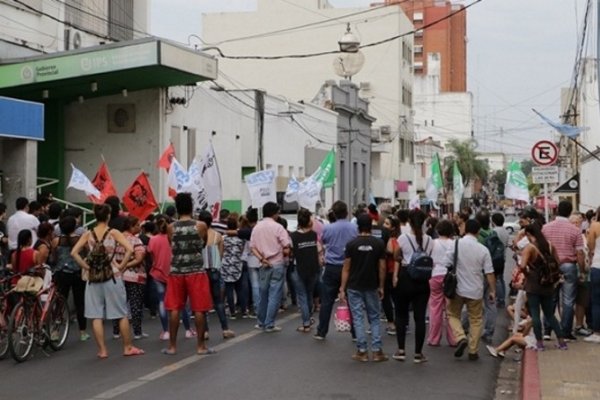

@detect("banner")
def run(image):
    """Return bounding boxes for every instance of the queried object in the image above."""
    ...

[297,177,321,210]
[122,172,158,221]
[284,174,300,204]
[311,149,336,188]
[425,152,443,201]
[67,164,100,198]
[89,161,118,204]
[198,142,222,219]
[453,161,464,213]
[505,160,530,202]
[245,169,276,208]
[157,143,175,171]
[167,157,191,197]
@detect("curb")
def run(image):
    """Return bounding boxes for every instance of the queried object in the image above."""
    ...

[521,349,541,400]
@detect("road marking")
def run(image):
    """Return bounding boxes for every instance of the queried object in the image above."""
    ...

[87,312,299,400]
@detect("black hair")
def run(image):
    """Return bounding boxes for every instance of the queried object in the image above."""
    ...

[104,196,121,219]
[0,202,6,217]
[396,209,409,224]
[524,223,551,257]
[94,204,111,223]
[436,219,454,237]
[64,206,83,219]
[357,213,372,233]
[475,210,491,230]
[327,209,337,223]
[123,215,139,232]
[197,210,213,227]
[385,215,400,235]
[28,201,42,214]
[219,209,230,220]
[368,204,378,213]
[227,216,238,230]
[174,193,193,216]
[155,215,169,235]
[165,205,177,218]
[37,222,54,239]
[585,209,595,223]
[48,202,63,219]
[465,219,481,235]
[557,200,573,218]
[408,209,427,248]
[59,216,77,235]
[276,216,288,229]
[353,202,367,218]
[331,201,348,220]
[246,207,258,224]
[262,202,280,218]
[491,212,505,227]
[15,229,33,273]
[15,197,29,211]
[297,208,312,229]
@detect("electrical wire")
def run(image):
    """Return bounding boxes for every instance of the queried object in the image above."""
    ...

[203,0,482,60]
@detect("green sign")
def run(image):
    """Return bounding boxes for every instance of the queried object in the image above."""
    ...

[0,42,158,89]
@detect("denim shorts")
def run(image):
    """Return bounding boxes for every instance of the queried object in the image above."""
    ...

[84,278,128,320]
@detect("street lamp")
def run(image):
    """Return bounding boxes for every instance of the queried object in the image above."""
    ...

[333,24,365,80]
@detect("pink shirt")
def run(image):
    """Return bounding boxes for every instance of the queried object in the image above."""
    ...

[148,234,172,283]
[250,218,290,265]
[542,216,584,264]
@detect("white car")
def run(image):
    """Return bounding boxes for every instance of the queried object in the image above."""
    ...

[503,220,520,234]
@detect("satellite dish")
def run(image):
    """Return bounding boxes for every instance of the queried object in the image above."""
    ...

[332,51,365,79]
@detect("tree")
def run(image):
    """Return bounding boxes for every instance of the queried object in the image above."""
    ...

[491,169,507,195]
[443,139,490,189]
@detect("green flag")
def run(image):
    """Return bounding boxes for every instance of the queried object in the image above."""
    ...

[312,149,336,188]
[505,160,529,202]
[425,153,443,201]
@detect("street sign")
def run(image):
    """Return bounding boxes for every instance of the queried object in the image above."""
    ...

[532,166,559,184]
[554,173,579,193]
[531,140,558,166]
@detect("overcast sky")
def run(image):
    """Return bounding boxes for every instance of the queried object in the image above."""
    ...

[150,0,591,158]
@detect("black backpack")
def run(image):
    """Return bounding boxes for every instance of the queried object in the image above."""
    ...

[405,236,434,282]
[481,230,505,274]
[86,229,115,283]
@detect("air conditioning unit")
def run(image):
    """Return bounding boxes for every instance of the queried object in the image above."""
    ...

[380,125,392,139]
[359,82,371,91]
[64,29,82,51]
[370,128,381,142]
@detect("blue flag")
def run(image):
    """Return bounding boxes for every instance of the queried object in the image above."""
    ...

[532,108,583,139]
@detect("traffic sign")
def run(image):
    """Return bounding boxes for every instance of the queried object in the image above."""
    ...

[532,166,559,184]
[531,140,558,166]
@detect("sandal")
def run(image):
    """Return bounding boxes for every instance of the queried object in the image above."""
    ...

[296,326,311,333]
[161,348,177,356]
[124,346,145,357]
[197,347,216,355]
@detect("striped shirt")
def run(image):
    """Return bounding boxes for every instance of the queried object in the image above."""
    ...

[542,216,583,264]
[171,220,205,275]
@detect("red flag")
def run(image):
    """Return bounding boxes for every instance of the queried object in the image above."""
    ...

[157,143,175,171]
[122,172,158,221]
[88,162,118,204]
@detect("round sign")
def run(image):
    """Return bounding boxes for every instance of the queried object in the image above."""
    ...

[531,140,558,166]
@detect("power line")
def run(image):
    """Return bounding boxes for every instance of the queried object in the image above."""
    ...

[203,0,481,60]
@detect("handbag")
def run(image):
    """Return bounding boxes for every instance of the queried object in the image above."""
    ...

[443,239,459,299]
[334,303,352,332]
[510,264,526,290]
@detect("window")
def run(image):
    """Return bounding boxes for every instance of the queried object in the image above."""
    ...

[413,11,424,22]
[414,30,423,38]
[289,166,294,177]
[187,128,196,165]
[266,163,273,170]
[414,45,423,54]
[278,165,284,177]
[400,138,405,161]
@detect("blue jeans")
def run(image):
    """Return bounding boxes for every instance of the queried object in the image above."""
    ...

[316,264,343,337]
[248,268,260,312]
[289,268,318,326]
[152,280,191,331]
[208,269,229,330]
[483,280,497,339]
[496,274,506,308]
[590,268,600,331]
[559,263,578,334]
[257,264,286,328]
[347,289,383,352]
[225,267,249,315]
[527,292,563,341]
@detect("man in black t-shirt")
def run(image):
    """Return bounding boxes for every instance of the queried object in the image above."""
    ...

[339,214,387,362]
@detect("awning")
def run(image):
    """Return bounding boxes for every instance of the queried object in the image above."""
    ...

[0,38,217,102]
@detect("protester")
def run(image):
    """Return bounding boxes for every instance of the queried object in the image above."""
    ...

[71,204,143,358]
[33,222,54,266]
[222,216,247,321]
[491,212,510,308]
[382,214,400,335]
[445,219,496,361]
[570,213,592,337]
[8,229,37,284]
[314,201,357,340]
[339,214,388,362]
[585,207,600,343]
[7,197,39,251]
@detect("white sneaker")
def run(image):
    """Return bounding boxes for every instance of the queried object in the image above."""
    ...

[583,333,600,343]
[486,345,498,358]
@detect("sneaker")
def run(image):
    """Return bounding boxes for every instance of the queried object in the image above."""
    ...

[564,333,577,342]
[468,353,479,361]
[265,326,282,333]
[576,326,593,337]
[254,324,264,330]
[241,313,250,319]
[113,334,120,340]
[222,330,236,339]
[185,329,197,339]
[543,334,551,341]
[535,341,545,351]
[159,331,170,341]
[583,333,600,343]
[352,350,369,362]
[454,339,468,358]
[392,350,406,361]
[372,350,389,362]
[312,334,325,341]
[486,345,498,358]
[133,333,149,340]
[386,327,397,336]
[229,315,237,320]
[556,342,568,350]
[80,332,90,342]
[413,354,428,364]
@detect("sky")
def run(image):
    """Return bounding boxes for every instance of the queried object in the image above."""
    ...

[150,0,593,159]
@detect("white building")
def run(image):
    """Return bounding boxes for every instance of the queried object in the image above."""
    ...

[414,136,444,194]
[480,152,507,172]
[202,0,416,204]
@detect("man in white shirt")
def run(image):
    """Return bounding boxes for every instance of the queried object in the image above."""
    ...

[445,219,496,360]
[7,197,39,250]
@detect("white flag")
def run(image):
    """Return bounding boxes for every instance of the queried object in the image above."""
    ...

[297,177,321,210]
[504,161,530,202]
[245,170,276,208]
[284,175,300,204]
[67,164,101,197]
[167,157,191,196]
[199,142,222,219]
[453,161,464,213]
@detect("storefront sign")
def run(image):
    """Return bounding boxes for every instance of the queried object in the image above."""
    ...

[0,96,43,140]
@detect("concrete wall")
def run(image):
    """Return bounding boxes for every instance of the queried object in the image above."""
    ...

[0,138,37,210]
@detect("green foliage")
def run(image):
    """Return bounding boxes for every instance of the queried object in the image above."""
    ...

[443,139,490,187]
[527,175,541,197]
[491,169,507,195]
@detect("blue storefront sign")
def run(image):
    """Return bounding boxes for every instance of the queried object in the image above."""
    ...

[0,96,44,140]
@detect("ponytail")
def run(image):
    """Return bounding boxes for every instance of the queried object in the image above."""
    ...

[408,209,427,248]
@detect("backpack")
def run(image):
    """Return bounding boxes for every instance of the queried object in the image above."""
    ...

[55,236,80,274]
[537,248,561,286]
[405,236,434,282]
[86,229,115,283]
[481,230,505,274]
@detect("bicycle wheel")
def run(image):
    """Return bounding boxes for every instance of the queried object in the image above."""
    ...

[8,302,34,362]
[45,294,70,351]
[0,310,8,359]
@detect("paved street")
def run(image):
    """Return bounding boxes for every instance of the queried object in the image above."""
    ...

[0,301,506,400]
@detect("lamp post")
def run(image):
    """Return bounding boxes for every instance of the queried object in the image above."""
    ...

[333,24,365,207]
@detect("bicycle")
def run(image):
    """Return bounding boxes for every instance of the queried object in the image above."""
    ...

[0,271,13,359]
[8,265,70,362]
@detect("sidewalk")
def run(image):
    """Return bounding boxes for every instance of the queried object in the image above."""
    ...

[522,339,600,399]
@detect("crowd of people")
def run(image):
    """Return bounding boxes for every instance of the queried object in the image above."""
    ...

[0,193,598,363]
